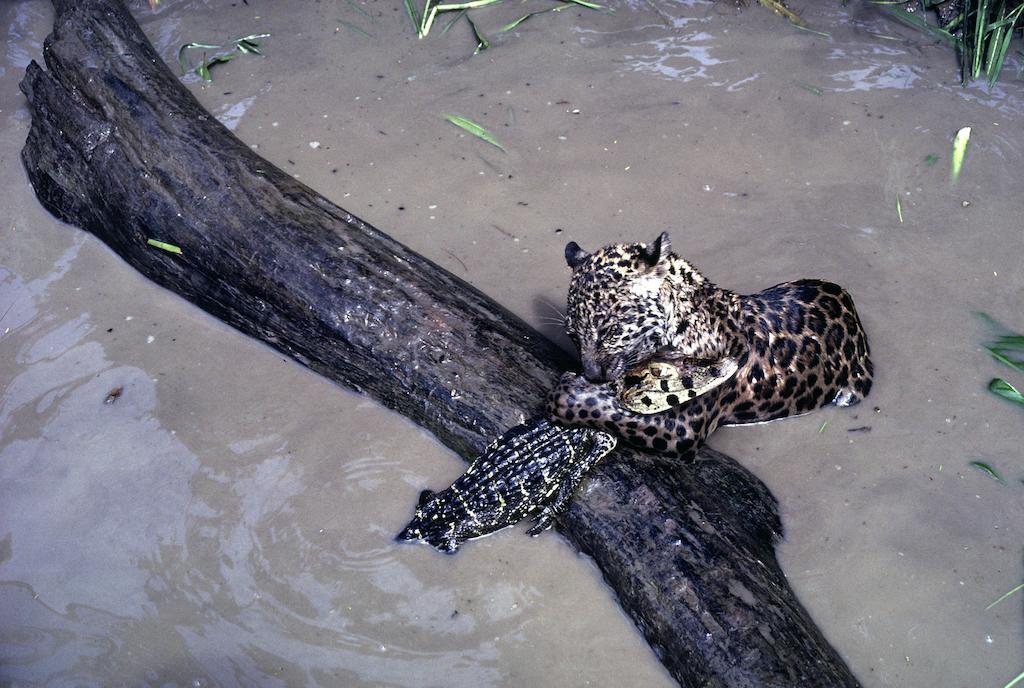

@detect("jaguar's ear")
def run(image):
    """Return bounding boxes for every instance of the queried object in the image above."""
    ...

[564,241,590,269]
[641,232,671,268]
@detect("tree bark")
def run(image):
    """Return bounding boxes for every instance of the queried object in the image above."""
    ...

[19,1,860,685]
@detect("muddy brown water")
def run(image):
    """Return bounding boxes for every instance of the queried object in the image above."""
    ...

[2,1,1022,686]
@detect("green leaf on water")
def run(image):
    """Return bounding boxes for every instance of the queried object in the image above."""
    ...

[422,0,501,37]
[465,12,489,53]
[969,460,1007,485]
[501,3,571,32]
[988,378,1024,407]
[950,126,971,184]
[147,239,183,255]
[196,59,212,81]
[976,311,1024,372]
[178,34,269,79]
[793,24,831,38]
[195,52,238,82]
[444,114,505,152]
[924,153,938,166]
[987,348,1024,373]
[442,8,467,33]
[178,42,221,74]
[796,82,823,96]
[338,19,373,37]
[346,0,373,19]
[234,39,262,54]
[883,6,957,48]
[234,33,272,43]
[563,0,607,10]
[404,0,422,36]
[986,582,1024,610]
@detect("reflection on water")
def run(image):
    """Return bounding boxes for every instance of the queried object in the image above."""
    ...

[0,313,525,684]
[0,316,518,684]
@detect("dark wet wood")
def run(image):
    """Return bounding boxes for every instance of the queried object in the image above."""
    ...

[20,2,859,685]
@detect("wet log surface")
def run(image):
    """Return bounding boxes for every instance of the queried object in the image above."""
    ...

[20,1,860,685]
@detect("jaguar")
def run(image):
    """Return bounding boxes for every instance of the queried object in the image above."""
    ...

[549,232,874,458]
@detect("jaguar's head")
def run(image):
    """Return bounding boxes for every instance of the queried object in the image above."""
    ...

[563,232,690,382]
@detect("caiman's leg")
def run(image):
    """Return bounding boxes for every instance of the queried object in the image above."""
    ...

[527,431,617,536]
[547,372,721,458]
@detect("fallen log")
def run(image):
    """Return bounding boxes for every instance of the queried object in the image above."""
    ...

[19,1,860,685]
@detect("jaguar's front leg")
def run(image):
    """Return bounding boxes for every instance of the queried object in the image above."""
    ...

[547,372,712,458]
[546,371,623,433]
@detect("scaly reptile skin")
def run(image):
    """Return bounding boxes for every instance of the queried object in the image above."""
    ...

[396,419,615,553]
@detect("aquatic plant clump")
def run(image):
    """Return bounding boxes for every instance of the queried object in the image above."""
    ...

[883,0,1024,85]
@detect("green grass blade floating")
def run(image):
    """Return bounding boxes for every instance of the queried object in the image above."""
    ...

[884,6,958,48]
[1006,669,1024,688]
[986,348,1024,373]
[235,39,262,55]
[796,81,823,95]
[338,19,373,37]
[421,1,438,37]
[950,126,971,184]
[501,3,570,32]
[177,42,222,74]
[147,239,183,254]
[404,0,422,36]
[424,0,501,32]
[564,0,607,10]
[443,114,505,152]
[758,0,807,27]
[896,195,903,223]
[234,33,272,43]
[442,8,467,33]
[988,377,1024,407]
[197,52,239,82]
[196,53,212,81]
[986,582,1024,610]
[346,0,373,19]
[434,0,502,10]
[969,460,1007,485]
[465,12,489,53]
[178,45,191,74]
[501,14,532,31]
[976,311,1024,371]
[794,24,832,38]
[943,10,964,32]
[231,34,270,55]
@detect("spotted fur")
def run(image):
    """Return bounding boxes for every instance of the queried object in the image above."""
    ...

[550,233,874,459]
